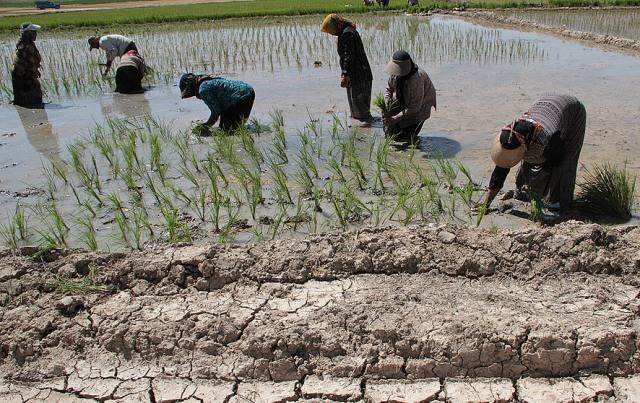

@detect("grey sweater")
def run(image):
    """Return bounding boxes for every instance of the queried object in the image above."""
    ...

[386,68,437,128]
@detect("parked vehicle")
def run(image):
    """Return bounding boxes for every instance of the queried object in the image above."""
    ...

[34,0,61,10]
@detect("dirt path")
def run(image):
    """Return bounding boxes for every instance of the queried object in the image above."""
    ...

[0,0,245,17]
[1,221,640,401]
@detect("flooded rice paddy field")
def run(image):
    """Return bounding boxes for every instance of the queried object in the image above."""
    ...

[0,12,638,250]
[498,8,640,40]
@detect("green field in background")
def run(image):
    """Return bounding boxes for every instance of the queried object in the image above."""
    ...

[1,0,639,30]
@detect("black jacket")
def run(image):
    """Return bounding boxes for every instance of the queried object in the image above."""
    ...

[338,26,373,84]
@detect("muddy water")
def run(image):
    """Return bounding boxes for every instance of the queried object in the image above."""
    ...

[1,14,639,242]
[498,8,640,40]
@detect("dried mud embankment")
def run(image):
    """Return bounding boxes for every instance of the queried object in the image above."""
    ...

[2,221,640,402]
[424,8,640,55]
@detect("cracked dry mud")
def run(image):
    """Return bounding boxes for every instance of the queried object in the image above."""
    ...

[2,221,640,402]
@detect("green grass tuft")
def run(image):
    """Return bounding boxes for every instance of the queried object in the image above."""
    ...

[575,163,636,220]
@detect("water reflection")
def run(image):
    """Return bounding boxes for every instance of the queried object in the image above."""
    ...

[100,92,152,119]
[15,105,63,166]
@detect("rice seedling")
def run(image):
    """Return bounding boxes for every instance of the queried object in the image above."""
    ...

[114,209,131,249]
[296,145,319,179]
[373,93,397,115]
[529,191,544,223]
[475,204,487,227]
[236,125,264,167]
[269,162,293,204]
[0,219,18,249]
[575,162,637,220]
[34,202,69,249]
[51,161,69,184]
[295,164,315,196]
[268,208,286,240]
[434,155,458,190]
[327,157,347,183]
[74,211,98,251]
[107,193,128,218]
[11,203,28,241]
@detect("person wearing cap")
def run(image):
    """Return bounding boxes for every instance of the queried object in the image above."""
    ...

[383,50,437,144]
[178,73,255,132]
[320,14,373,126]
[88,34,139,76]
[483,94,586,211]
[11,22,43,108]
[115,50,146,94]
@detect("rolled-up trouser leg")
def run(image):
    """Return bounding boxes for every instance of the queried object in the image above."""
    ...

[346,80,373,122]
[115,66,143,94]
[220,90,256,132]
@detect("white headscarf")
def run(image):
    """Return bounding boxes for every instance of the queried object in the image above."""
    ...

[20,22,41,35]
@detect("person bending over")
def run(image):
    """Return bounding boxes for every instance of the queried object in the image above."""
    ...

[483,94,586,211]
[179,73,256,132]
[89,34,140,76]
[115,50,146,94]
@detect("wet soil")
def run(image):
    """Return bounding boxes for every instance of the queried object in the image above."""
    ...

[1,15,639,225]
[1,221,640,399]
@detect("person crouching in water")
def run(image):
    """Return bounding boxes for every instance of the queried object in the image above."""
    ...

[12,22,43,108]
[482,94,586,212]
[383,50,437,145]
[179,73,256,132]
[115,50,146,94]
[321,14,373,126]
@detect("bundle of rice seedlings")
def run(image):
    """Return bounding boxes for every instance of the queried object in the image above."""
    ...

[529,191,544,223]
[575,163,636,220]
[373,93,396,115]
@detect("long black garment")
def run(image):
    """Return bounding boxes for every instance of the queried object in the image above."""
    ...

[337,26,373,84]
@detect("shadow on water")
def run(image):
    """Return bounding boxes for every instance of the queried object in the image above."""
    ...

[15,105,64,167]
[417,134,461,159]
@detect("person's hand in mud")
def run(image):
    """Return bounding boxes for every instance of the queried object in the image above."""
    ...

[340,74,350,88]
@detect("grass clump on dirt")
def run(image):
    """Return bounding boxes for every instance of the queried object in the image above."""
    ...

[575,162,637,220]
[46,266,108,295]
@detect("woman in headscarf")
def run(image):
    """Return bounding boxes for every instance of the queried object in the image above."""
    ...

[12,22,43,108]
[483,94,587,211]
[321,14,373,126]
[383,50,437,144]
[179,73,255,132]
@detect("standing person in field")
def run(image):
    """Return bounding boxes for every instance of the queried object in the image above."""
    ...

[482,94,586,211]
[88,34,140,77]
[178,73,256,132]
[383,50,437,144]
[12,22,43,108]
[115,50,146,94]
[321,14,373,126]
